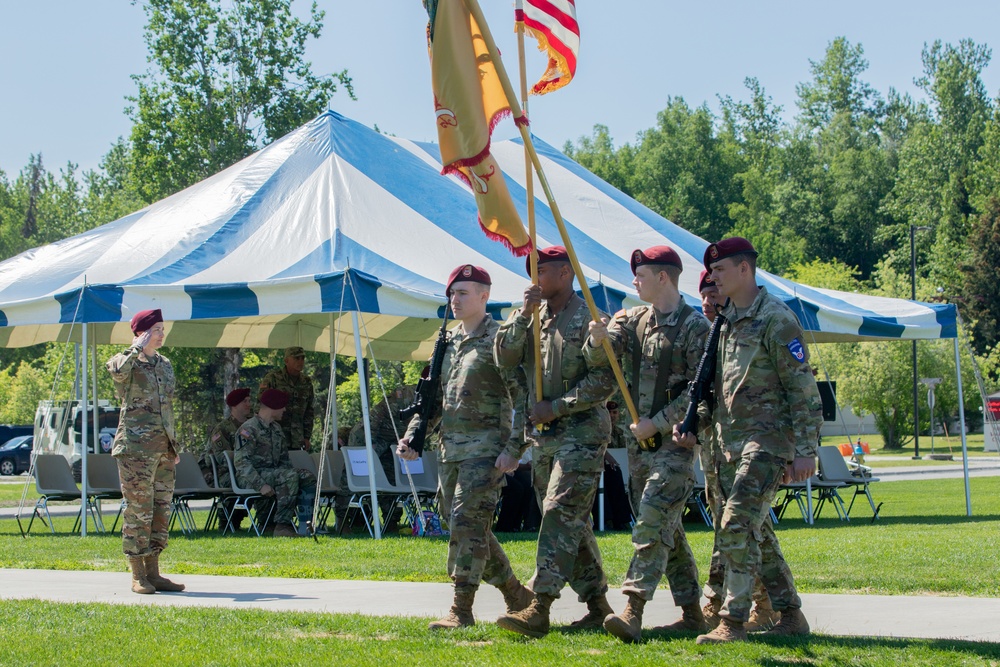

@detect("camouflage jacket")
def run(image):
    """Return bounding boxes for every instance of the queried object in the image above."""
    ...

[260,366,315,448]
[106,347,176,456]
[198,414,243,487]
[713,286,823,462]
[494,293,614,452]
[585,301,709,440]
[234,414,292,492]
[405,315,527,463]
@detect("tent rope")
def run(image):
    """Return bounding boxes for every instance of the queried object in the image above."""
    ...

[346,274,430,536]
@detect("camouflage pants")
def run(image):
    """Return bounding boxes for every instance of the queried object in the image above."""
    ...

[702,448,770,607]
[261,466,317,525]
[116,448,175,557]
[529,442,609,601]
[628,443,702,607]
[439,457,515,589]
[713,450,801,623]
[625,437,651,516]
[621,446,700,605]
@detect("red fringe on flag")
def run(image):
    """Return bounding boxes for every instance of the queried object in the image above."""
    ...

[481,217,534,256]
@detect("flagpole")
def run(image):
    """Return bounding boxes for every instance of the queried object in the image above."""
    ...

[463,0,642,428]
[515,2,545,408]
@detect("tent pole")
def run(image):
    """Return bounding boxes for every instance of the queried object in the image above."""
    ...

[92,333,100,453]
[352,311,381,539]
[954,338,971,516]
[80,323,89,537]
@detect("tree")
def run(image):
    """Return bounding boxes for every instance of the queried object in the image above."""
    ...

[959,198,1000,357]
[127,0,355,203]
[123,0,355,438]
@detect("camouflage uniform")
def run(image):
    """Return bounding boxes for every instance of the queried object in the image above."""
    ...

[198,415,242,487]
[260,367,315,450]
[106,346,177,558]
[494,293,615,601]
[404,315,526,589]
[234,415,317,525]
[585,302,708,605]
[711,286,823,623]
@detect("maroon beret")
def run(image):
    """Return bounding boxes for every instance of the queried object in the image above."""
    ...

[704,237,757,270]
[259,388,289,410]
[130,309,163,335]
[698,270,716,293]
[525,245,569,275]
[446,264,491,293]
[226,388,251,407]
[630,245,682,274]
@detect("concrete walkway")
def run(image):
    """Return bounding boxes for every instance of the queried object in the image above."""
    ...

[1,568,998,643]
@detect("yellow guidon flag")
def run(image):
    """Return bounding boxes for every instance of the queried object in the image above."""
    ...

[425,0,533,256]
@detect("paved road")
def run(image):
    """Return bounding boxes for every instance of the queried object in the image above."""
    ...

[1,568,997,642]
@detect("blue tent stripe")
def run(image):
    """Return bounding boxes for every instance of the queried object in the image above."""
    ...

[132,126,332,285]
[56,286,125,324]
[325,115,526,270]
[317,269,381,313]
[185,284,259,319]
[935,304,957,339]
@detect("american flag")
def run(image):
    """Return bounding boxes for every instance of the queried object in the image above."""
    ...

[516,0,580,95]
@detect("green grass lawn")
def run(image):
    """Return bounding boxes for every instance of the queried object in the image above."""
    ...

[2,476,999,665]
[820,433,993,456]
[2,599,999,667]
[2,476,998,596]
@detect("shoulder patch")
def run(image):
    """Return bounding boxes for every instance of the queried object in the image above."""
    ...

[786,338,806,363]
[239,428,251,438]
[613,309,626,319]
[211,433,221,442]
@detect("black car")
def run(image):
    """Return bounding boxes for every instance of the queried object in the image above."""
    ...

[0,435,33,476]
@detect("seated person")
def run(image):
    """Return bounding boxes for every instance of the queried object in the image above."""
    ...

[234,389,317,537]
[199,387,253,531]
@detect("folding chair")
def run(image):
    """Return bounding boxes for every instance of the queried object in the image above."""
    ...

[341,446,406,537]
[86,454,124,533]
[222,450,275,536]
[22,454,102,535]
[311,450,345,531]
[817,445,881,519]
[775,474,849,523]
[169,453,219,535]
[393,452,441,533]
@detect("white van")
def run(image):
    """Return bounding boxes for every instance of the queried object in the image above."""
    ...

[34,400,120,481]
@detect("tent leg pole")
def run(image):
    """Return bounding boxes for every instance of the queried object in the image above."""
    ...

[80,324,89,537]
[954,338,971,516]
[352,312,381,539]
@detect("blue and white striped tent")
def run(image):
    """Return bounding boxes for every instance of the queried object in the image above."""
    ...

[0,110,956,358]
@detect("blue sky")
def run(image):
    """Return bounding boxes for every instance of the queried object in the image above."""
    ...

[2,1,999,177]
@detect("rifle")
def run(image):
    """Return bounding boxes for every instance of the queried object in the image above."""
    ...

[678,305,727,437]
[397,307,450,454]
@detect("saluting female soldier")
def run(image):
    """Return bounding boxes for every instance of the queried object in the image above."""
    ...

[106,309,185,595]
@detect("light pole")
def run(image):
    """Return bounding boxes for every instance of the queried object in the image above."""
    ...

[910,224,931,459]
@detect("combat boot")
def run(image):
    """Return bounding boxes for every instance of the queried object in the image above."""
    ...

[745,597,780,632]
[143,553,185,592]
[428,586,476,630]
[498,576,533,614]
[567,594,614,630]
[656,602,709,634]
[702,597,722,630]
[603,593,645,643]
[127,557,155,595]
[496,593,556,638]
[695,617,748,644]
[764,607,810,636]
